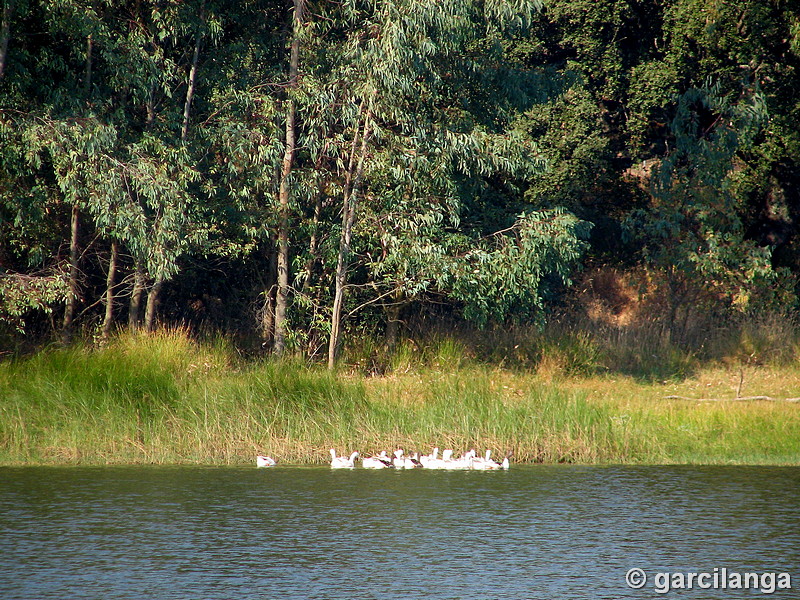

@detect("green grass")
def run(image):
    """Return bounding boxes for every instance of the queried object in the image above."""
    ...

[1,329,799,465]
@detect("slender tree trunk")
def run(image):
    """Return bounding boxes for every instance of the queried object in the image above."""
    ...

[262,288,276,348]
[327,98,374,369]
[301,145,328,294]
[181,31,202,141]
[261,237,278,348]
[84,34,93,97]
[146,81,155,127]
[301,185,324,294]
[60,26,95,344]
[129,262,145,332]
[101,240,118,342]
[144,272,163,332]
[327,105,366,368]
[0,1,13,80]
[62,205,80,344]
[383,295,403,355]
[273,0,303,356]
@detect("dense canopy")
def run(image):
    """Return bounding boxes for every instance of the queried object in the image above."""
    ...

[1,0,798,363]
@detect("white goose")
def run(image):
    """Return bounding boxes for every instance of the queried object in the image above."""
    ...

[472,450,505,470]
[407,452,423,468]
[500,451,512,470]
[440,448,459,470]
[443,449,475,470]
[362,451,393,469]
[329,449,359,469]
[420,448,442,469]
[256,455,276,468]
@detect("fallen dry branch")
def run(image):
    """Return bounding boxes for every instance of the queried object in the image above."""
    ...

[665,395,800,403]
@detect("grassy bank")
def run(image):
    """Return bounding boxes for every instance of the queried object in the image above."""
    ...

[1,330,799,465]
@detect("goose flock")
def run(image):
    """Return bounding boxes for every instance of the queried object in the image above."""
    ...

[256,448,510,470]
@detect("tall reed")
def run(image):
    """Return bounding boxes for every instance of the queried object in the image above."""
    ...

[1,330,798,465]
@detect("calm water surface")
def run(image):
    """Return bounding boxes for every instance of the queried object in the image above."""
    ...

[0,465,798,599]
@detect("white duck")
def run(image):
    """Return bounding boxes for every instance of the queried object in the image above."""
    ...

[440,448,459,469]
[329,449,359,468]
[256,455,276,468]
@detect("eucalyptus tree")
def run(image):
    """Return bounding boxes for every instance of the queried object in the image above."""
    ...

[127,0,222,330]
[0,0,107,342]
[0,115,71,336]
[0,0,12,80]
[232,0,595,365]
[188,0,302,350]
[0,0,223,338]
[307,0,597,366]
[271,0,304,356]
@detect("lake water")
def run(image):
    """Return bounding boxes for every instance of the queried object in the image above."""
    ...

[0,465,798,599]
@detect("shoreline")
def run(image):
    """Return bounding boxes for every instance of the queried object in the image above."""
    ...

[4,461,800,468]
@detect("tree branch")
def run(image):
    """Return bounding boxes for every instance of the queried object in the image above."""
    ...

[665,395,800,403]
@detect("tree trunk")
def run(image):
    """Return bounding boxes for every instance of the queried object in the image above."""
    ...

[0,1,13,80]
[327,107,366,369]
[261,238,278,348]
[261,288,276,349]
[62,204,80,344]
[144,272,163,332]
[327,97,374,369]
[146,81,155,127]
[84,33,93,97]
[129,262,145,332]
[384,298,403,355]
[61,31,92,344]
[101,240,118,342]
[181,30,202,141]
[301,186,323,294]
[273,0,303,357]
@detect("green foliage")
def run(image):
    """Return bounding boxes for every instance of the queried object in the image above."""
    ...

[370,208,591,326]
[521,85,612,208]
[444,209,592,325]
[625,82,791,313]
[0,271,71,333]
[1,0,799,360]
